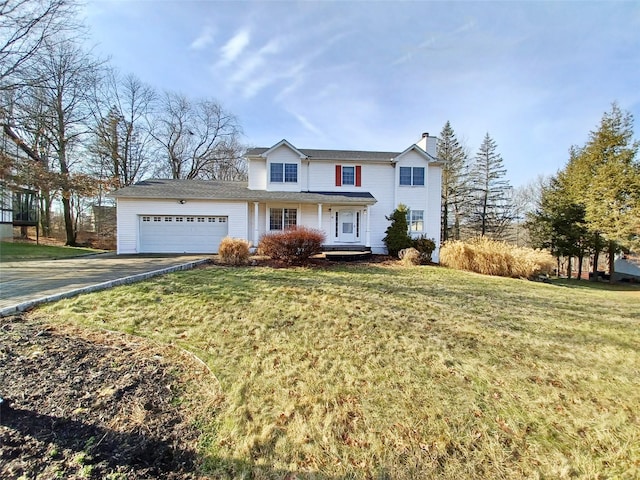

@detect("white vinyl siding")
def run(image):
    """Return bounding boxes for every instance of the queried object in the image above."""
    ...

[116,198,247,254]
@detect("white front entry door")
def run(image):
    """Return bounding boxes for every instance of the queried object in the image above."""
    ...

[337,209,357,243]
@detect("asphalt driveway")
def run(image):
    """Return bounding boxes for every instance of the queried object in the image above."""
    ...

[0,253,211,317]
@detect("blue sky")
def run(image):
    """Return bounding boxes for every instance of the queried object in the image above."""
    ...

[83,0,640,187]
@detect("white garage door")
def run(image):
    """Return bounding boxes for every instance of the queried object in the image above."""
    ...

[139,215,228,253]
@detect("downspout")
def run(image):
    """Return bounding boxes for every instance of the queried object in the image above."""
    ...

[392,160,398,208]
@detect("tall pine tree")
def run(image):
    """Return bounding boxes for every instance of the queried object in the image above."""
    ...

[437,121,469,242]
[526,176,589,278]
[562,103,640,281]
[468,133,513,238]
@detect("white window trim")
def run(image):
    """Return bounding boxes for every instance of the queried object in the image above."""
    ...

[342,165,356,186]
[269,162,299,184]
[268,206,298,231]
[399,166,425,187]
[407,209,425,232]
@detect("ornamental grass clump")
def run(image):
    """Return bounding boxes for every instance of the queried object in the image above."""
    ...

[399,247,421,266]
[218,237,251,265]
[440,237,555,278]
[258,227,326,264]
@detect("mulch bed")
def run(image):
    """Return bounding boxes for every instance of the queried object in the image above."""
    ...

[0,316,208,479]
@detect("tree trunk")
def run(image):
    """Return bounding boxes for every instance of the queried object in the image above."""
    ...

[591,233,601,282]
[608,241,616,284]
[61,195,76,245]
[577,254,584,281]
[39,190,53,237]
[453,206,461,241]
[567,256,572,279]
[442,198,449,242]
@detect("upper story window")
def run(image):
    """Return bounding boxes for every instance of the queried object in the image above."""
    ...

[399,166,425,186]
[270,162,298,183]
[335,165,361,187]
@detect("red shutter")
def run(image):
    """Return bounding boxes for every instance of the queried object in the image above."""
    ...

[355,165,362,187]
[335,165,342,186]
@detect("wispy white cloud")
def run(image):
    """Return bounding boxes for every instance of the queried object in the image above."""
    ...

[392,18,476,66]
[226,38,282,95]
[219,28,251,66]
[190,26,215,50]
[288,110,325,138]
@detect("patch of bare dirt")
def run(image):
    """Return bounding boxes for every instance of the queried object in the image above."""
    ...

[0,316,210,479]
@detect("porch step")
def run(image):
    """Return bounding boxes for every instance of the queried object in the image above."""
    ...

[321,245,370,252]
[322,249,372,262]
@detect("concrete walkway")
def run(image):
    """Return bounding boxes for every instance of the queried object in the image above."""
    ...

[0,254,211,317]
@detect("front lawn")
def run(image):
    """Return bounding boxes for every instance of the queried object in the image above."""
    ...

[0,241,104,261]
[31,264,640,479]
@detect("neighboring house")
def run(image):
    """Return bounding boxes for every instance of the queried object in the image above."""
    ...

[0,181,12,241]
[614,253,640,282]
[1,126,39,241]
[112,133,443,259]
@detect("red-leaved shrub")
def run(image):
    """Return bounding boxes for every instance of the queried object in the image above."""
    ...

[258,227,326,264]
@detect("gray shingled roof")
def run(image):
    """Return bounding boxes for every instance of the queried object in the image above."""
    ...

[111,179,376,205]
[245,147,401,162]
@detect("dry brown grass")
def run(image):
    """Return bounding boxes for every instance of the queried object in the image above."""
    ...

[440,237,555,278]
[218,237,251,265]
[399,247,421,266]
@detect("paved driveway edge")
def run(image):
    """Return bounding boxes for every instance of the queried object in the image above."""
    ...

[0,258,212,318]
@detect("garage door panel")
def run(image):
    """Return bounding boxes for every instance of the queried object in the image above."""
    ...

[139,215,228,253]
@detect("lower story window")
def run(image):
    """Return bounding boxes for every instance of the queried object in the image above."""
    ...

[270,208,297,230]
[408,210,424,232]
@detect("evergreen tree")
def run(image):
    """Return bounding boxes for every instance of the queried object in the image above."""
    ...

[526,176,589,278]
[468,133,514,238]
[437,121,469,242]
[383,204,412,257]
[562,103,640,281]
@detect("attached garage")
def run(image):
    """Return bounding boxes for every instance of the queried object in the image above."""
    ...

[139,215,228,253]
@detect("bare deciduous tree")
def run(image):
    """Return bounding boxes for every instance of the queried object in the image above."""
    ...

[151,91,245,180]
[0,0,77,90]
[90,71,156,188]
[24,39,104,245]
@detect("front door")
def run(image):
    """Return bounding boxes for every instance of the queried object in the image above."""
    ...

[337,209,357,243]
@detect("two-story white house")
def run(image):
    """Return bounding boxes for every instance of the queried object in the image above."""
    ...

[112,133,443,260]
